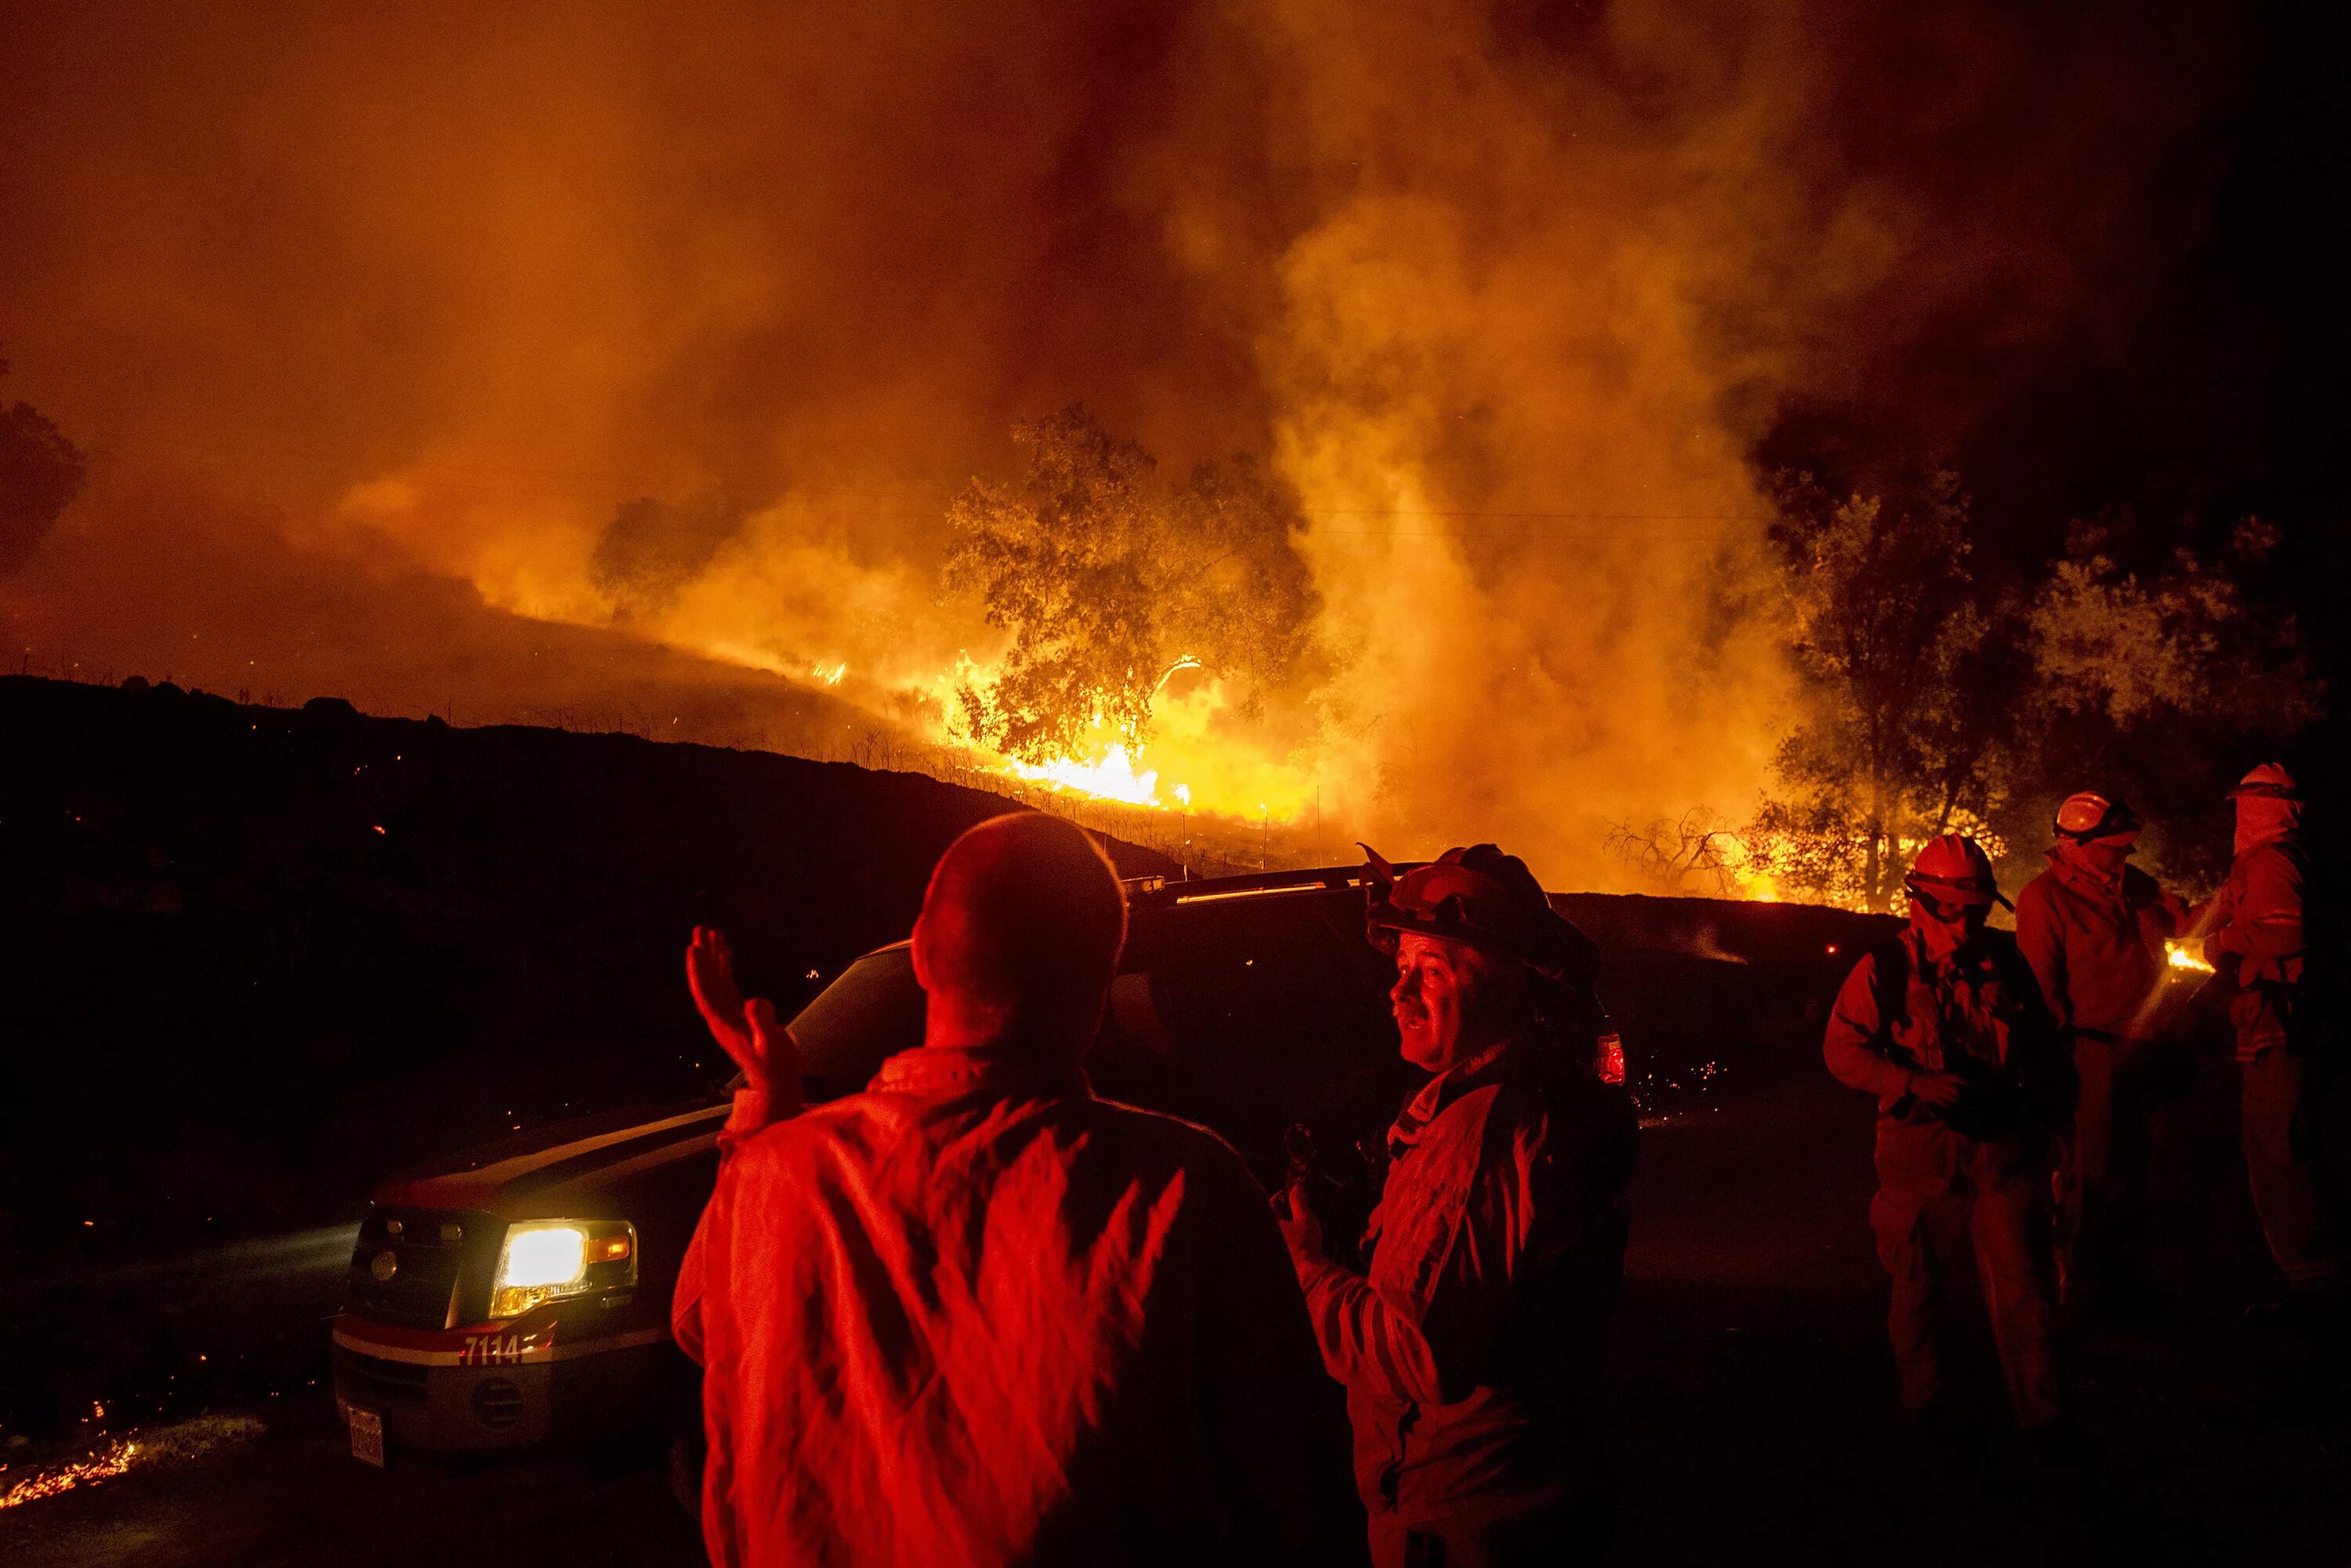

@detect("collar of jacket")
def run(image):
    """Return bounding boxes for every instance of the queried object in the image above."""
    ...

[2048,843,2125,896]
[871,1041,1092,1101]
[1900,922,1999,987]
[1388,1035,1527,1160]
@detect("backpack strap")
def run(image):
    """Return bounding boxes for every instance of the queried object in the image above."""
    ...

[1871,936,1911,1049]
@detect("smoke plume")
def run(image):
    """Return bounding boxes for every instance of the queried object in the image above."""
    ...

[0,0,2257,885]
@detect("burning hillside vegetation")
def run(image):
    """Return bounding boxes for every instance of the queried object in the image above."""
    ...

[0,1,2309,905]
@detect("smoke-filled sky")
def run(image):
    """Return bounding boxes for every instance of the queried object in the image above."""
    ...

[0,0,2268,885]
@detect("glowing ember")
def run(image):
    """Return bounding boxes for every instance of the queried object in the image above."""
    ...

[0,1414,265,1512]
[0,1439,140,1510]
[2167,940,2215,974]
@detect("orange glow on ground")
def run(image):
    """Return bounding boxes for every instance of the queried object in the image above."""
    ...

[0,1439,139,1510]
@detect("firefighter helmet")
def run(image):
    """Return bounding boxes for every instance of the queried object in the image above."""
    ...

[1904,832,2009,911]
[2053,791,2140,842]
[2227,762,2302,802]
[1361,842,1599,987]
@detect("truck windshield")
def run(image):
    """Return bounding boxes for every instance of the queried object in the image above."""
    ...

[788,946,926,1103]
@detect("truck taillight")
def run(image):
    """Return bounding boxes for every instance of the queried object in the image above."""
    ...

[1598,1032,1626,1087]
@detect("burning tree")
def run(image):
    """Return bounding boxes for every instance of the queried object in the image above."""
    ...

[942,405,1317,762]
[1745,467,2017,911]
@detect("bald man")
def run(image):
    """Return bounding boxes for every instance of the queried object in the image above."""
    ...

[672,813,1362,1567]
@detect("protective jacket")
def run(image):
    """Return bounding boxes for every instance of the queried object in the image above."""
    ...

[675,1043,1363,1568]
[2016,847,2188,1308]
[1822,925,2072,1190]
[2204,834,2311,1059]
[2203,805,2342,1287]
[1289,1037,1636,1536]
[2016,853,2186,1044]
[1824,924,2071,1426]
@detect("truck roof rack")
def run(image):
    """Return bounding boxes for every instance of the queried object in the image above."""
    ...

[1121,863,1427,905]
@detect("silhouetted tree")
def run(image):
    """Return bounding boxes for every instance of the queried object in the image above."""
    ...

[0,349,86,574]
[1738,457,2324,908]
[2015,514,2321,887]
[1745,467,2014,911]
[942,405,1317,761]
[1604,808,1746,896]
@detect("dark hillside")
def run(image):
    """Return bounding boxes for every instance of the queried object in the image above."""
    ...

[2,675,1911,1276]
[0,675,1173,1270]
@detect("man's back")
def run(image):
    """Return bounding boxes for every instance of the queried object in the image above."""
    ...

[681,1041,1361,1567]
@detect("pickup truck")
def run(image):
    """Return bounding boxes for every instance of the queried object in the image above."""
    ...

[330,865,1527,1467]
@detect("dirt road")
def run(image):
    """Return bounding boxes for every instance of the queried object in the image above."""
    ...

[8,1070,2344,1567]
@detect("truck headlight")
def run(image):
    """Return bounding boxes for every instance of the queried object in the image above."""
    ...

[489,1219,636,1319]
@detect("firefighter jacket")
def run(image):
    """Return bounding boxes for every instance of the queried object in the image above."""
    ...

[673,1041,1364,1568]
[2205,835,2308,989]
[2202,833,2312,1059]
[1823,925,2073,1193]
[1288,1037,1637,1532]
[2015,850,2187,1043]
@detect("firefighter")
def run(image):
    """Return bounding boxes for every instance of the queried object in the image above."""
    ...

[2197,763,2342,1308]
[672,813,1363,1567]
[1277,844,1637,1568]
[2014,791,2192,1321]
[1824,834,2081,1460]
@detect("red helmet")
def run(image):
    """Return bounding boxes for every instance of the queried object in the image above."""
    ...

[2228,762,2302,802]
[2054,791,2140,843]
[1904,833,2009,911]
[1361,842,1599,987]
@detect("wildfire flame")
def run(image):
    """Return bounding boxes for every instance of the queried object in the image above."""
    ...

[0,2,2268,908]
[919,654,1317,821]
[998,744,1162,809]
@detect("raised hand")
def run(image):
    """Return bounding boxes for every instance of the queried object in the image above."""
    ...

[686,927,805,1131]
[1275,1177,1324,1261]
[688,925,751,1055]
[742,995,802,1119]
[687,925,762,1086]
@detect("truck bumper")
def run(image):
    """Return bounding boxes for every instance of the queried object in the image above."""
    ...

[331,1309,677,1458]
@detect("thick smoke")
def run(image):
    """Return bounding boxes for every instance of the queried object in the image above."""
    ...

[0,0,2255,885]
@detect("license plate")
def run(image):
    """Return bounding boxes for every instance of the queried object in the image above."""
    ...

[348,1405,384,1468]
